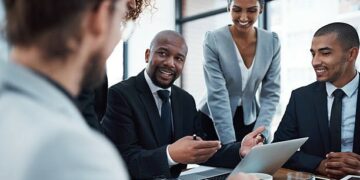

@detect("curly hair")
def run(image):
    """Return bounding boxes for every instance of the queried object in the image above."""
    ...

[125,0,154,20]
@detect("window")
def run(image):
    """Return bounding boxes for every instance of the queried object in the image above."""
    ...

[182,12,232,104]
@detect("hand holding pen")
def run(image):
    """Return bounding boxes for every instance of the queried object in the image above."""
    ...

[168,134,221,164]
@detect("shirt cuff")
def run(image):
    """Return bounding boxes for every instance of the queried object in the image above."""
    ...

[166,145,178,167]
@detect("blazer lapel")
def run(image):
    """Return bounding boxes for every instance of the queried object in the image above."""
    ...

[245,28,270,92]
[135,71,163,146]
[315,82,331,153]
[170,88,184,141]
[224,26,242,93]
[353,75,360,154]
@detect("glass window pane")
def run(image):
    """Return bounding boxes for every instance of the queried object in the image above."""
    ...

[182,13,232,104]
[183,0,227,17]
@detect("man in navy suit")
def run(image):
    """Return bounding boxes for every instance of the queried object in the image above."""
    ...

[273,22,360,179]
[102,30,265,179]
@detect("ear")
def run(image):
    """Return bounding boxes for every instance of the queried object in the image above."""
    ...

[348,47,359,62]
[145,49,150,63]
[86,1,112,41]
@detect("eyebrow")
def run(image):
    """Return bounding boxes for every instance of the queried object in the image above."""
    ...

[232,5,259,9]
[310,47,332,52]
[156,47,186,57]
[155,47,169,51]
[177,53,186,59]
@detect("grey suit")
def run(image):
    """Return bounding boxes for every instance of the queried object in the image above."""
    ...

[0,61,128,180]
[199,26,281,144]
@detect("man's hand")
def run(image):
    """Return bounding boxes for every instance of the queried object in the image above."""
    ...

[168,136,221,164]
[315,159,328,176]
[239,126,266,157]
[325,152,360,179]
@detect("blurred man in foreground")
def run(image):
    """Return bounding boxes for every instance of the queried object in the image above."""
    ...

[0,0,130,179]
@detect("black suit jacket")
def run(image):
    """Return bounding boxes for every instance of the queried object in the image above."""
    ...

[101,71,240,179]
[77,75,108,133]
[273,79,360,173]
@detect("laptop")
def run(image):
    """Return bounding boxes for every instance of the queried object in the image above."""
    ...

[179,137,308,180]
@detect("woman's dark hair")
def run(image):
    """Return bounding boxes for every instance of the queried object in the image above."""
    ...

[227,0,265,9]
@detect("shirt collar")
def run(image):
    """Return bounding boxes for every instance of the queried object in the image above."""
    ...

[326,72,359,98]
[144,70,171,95]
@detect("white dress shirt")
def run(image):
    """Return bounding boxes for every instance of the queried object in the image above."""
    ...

[144,71,178,167]
[326,73,358,152]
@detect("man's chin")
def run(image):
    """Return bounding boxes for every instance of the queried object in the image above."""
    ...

[316,77,328,82]
[155,80,173,89]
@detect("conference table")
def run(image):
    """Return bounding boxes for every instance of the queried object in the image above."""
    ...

[181,165,329,180]
[273,168,328,179]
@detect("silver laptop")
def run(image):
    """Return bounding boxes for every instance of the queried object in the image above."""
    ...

[179,137,308,180]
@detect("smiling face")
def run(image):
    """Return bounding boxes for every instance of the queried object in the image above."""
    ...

[229,0,262,33]
[145,31,187,88]
[311,32,354,87]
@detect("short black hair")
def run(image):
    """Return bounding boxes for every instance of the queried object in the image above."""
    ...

[314,22,360,50]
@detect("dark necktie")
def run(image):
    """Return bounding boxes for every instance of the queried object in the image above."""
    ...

[330,89,345,152]
[157,90,172,144]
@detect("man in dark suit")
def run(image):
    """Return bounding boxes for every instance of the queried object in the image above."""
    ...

[102,30,265,179]
[273,22,360,179]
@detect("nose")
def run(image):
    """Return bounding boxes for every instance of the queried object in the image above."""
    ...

[239,12,248,21]
[312,54,321,67]
[164,57,175,68]
[127,0,136,10]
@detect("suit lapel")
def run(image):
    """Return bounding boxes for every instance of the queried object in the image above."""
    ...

[315,82,331,153]
[353,75,360,154]
[170,88,184,141]
[224,26,242,93]
[135,71,163,146]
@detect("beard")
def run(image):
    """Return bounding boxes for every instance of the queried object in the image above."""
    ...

[149,66,177,89]
[80,50,106,91]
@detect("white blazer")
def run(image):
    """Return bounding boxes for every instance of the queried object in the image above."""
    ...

[199,26,281,144]
[0,61,129,180]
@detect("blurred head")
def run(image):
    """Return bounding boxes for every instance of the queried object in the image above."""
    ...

[125,0,153,21]
[145,30,188,88]
[228,0,264,33]
[311,22,359,87]
[3,0,128,89]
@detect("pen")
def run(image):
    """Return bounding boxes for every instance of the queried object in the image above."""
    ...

[193,134,197,140]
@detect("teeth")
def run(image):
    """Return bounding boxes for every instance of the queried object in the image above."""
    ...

[239,22,249,26]
[160,69,173,75]
[315,68,326,73]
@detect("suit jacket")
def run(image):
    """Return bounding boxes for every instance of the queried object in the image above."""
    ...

[77,75,108,133]
[273,80,360,173]
[102,70,241,179]
[0,61,128,180]
[199,26,281,144]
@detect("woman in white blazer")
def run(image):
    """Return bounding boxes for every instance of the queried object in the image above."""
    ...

[199,0,281,145]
